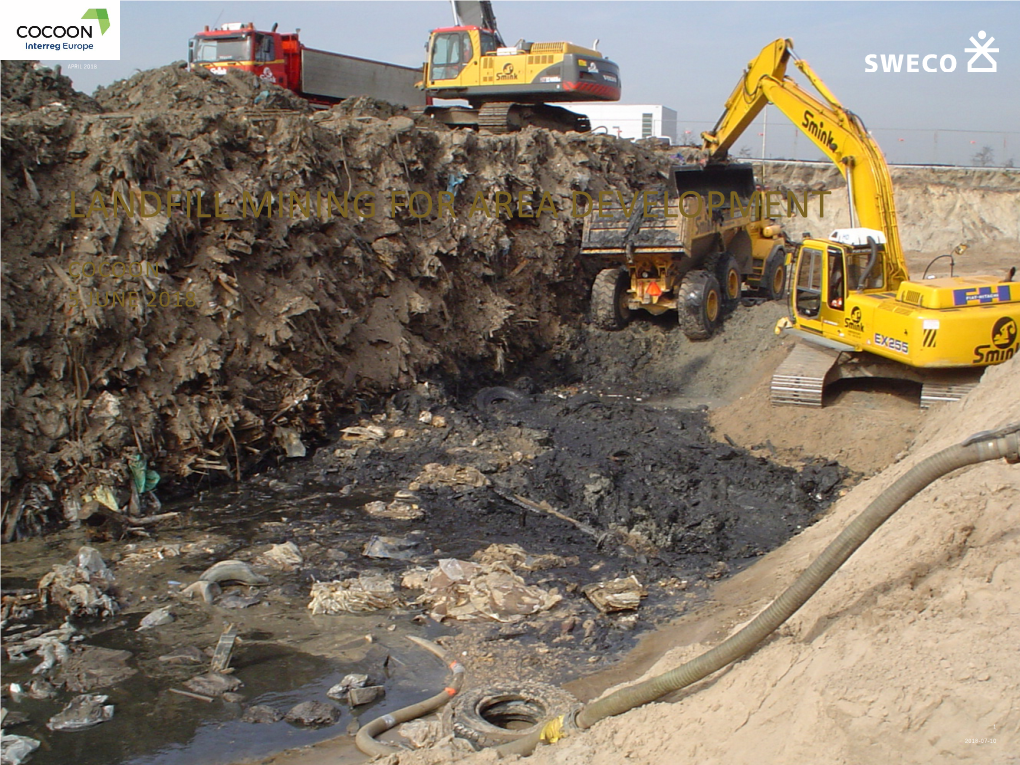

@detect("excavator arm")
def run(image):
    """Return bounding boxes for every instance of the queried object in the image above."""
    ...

[701,38,908,289]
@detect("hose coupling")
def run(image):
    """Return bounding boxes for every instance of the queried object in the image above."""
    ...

[963,422,1020,464]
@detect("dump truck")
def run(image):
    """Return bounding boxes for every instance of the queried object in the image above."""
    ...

[420,1,621,132]
[582,163,788,339]
[188,23,427,108]
[701,39,1019,406]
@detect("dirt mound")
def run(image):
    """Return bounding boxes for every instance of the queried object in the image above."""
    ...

[1,60,101,114]
[762,160,1020,262]
[0,63,674,538]
[93,63,312,113]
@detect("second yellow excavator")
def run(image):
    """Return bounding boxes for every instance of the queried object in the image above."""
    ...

[418,1,621,133]
[701,39,1018,407]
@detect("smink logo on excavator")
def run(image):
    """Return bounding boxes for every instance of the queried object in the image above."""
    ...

[844,306,865,332]
[972,316,1018,364]
[953,284,1012,306]
[801,110,837,152]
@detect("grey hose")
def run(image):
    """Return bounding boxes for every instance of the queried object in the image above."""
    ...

[497,423,1019,757]
[355,636,466,757]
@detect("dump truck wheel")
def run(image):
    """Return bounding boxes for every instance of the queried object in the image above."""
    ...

[591,267,631,330]
[761,248,787,301]
[707,252,742,312]
[677,270,722,340]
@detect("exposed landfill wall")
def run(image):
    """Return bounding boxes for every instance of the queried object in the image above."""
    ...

[0,61,673,537]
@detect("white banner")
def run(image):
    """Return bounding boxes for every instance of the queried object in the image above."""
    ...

[2,1,120,60]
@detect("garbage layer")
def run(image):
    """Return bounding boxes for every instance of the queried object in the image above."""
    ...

[1,61,674,537]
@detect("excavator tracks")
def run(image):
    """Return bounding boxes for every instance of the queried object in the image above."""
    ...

[770,343,839,407]
[477,102,591,134]
[920,380,980,409]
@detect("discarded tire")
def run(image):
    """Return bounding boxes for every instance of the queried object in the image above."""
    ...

[443,682,577,748]
[677,270,722,341]
[760,246,787,301]
[474,386,525,409]
[707,252,742,312]
[591,267,631,330]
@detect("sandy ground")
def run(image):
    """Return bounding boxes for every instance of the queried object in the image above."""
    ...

[384,353,1020,765]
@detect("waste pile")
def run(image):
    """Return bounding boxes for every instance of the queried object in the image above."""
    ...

[1,60,675,538]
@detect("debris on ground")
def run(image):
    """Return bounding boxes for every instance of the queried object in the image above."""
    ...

[46,694,114,731]
[327,674,369,701]
[363,532,425,560]
[308,574,402,615]
[362,499,425,521]
[582,576,648,613]
[398,719,442,749]
[471,543,578,572]
[407,464,490,492]
[184,673,242,697]
[37,548,118,618]
[242,705,283,724]
[347,685,386,707]
[136,606,174,631]
[57,646,136,692]
[254,542,303,571]
[283,701,341,727]
[198,561,268,585]
[410,558,562,623]
[0,732,40,765]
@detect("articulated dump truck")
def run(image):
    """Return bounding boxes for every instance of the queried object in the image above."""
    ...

[582,163,788,340]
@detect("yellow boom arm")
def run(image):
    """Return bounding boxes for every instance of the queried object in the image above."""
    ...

[701,39,908,290]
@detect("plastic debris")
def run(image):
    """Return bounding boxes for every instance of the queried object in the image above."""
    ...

[471,543,578,572]
[308,574,401,615]
[363,532,424,560]
[46,694,114,731]
[1,733,40,765]
[582,575,647,613]
[254,541,303,571]
[37,547,118,618]
[128,454,160,494]
[362,499,424,521]
[136,606,174,631]
[209,624,239,673]
[198,560,268,585]
[409,559,562,623]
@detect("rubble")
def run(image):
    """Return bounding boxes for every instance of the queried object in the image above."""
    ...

[307,574,402,615]
[242,705,282,724]
[46,694,114,731]
[582,576,648,613]
[410,558,562,623]
[0,733,40,765]
[284,701,340,727]
[136,606,174,630]
[37,547,118,618]
[327,674,369,701]
[254,541,303,571]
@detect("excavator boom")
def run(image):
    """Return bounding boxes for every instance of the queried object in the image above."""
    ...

[702,39,1018,407]
[702,38,907,290]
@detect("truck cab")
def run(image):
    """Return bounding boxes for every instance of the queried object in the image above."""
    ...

[189,23,296,91]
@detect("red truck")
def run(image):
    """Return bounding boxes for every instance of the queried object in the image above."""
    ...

[188,23,428,108]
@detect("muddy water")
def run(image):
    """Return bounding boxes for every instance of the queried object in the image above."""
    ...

[2,392,851,764]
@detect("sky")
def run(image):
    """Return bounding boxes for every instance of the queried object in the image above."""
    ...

[35,0,1020,166]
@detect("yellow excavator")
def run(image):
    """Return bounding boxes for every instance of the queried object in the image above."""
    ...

[419,1,621,132]
[701,39,1018,407]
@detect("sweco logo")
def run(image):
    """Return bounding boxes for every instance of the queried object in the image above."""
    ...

[865,31,998,73]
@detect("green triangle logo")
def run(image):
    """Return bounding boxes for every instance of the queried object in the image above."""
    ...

[81,8,110,35]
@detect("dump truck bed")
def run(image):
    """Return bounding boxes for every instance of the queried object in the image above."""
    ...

[300,48,426,107]
[581,164,759,260]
